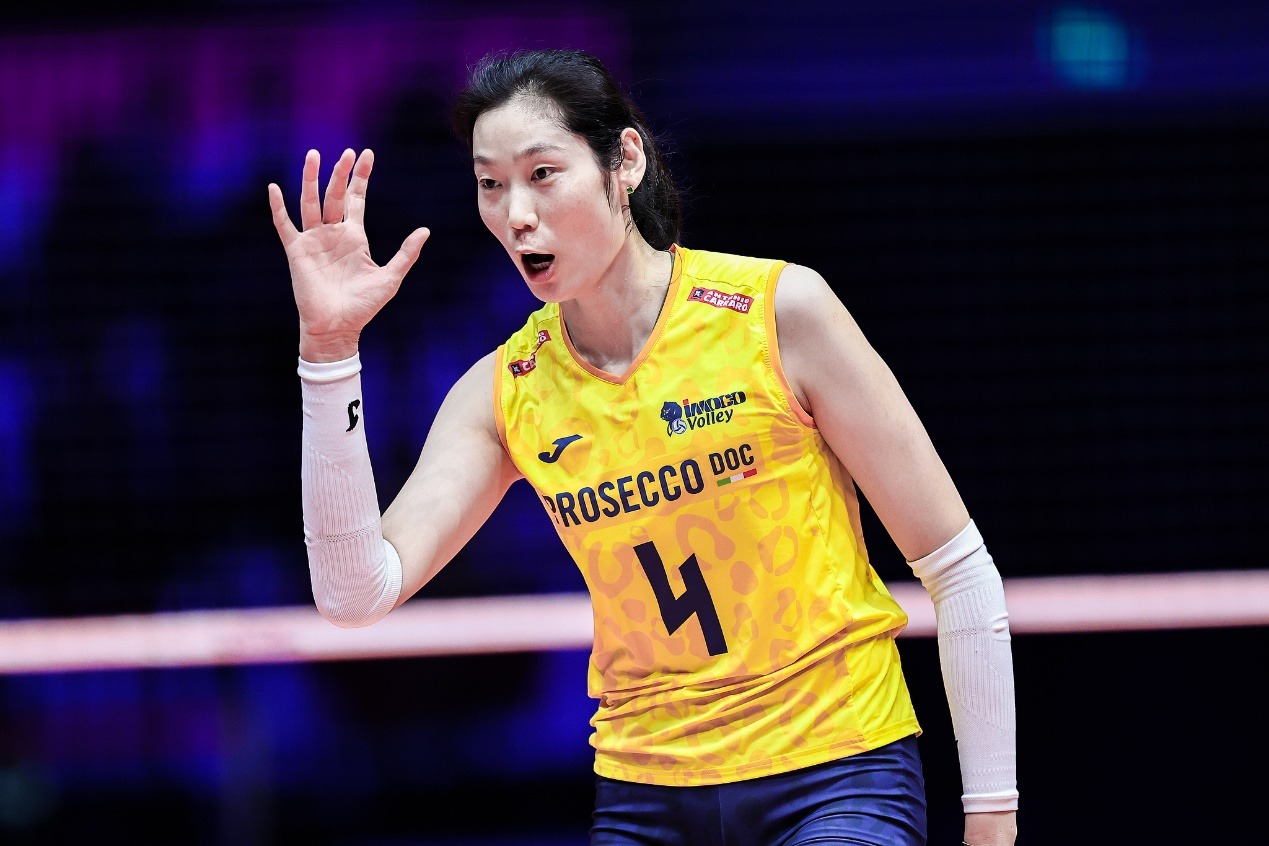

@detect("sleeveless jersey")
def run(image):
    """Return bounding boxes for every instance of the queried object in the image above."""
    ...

[494,246,920,786]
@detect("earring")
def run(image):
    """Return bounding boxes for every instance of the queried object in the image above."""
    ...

[626,185,634,195]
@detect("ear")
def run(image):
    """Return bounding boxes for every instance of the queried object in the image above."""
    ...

[617,127,648,194]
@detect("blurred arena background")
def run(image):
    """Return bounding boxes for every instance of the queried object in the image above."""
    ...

[1,1,1266,843]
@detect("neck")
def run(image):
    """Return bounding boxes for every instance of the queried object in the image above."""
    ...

[560,238,675,375]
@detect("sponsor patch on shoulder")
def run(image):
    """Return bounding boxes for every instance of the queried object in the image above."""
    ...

[688,286,753,314]
[509,330,553,378]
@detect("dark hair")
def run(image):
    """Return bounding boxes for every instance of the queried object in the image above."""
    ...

[451,49,682,251]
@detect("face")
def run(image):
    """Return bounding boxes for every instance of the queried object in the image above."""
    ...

[471,95,630,302]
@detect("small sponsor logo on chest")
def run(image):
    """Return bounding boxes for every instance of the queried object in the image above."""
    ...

[661,391,747,436]
[688,286,753,314]
[508,330,552,377]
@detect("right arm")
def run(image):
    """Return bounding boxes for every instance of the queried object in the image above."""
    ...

[272,148,520,625]
[381,351,522,605]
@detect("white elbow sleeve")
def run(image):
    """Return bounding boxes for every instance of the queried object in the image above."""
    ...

[908,520,1018,813]
[299,354,402,627]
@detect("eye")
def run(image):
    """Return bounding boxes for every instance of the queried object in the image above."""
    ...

[477,177,498,190]
[532,166,554,181]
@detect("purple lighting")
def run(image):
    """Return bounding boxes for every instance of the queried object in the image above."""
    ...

[0,13,628,268]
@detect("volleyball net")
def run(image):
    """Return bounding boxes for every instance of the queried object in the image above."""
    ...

[2,569,1267,674]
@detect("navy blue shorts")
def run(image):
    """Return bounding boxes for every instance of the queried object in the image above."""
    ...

[590,735,926,846]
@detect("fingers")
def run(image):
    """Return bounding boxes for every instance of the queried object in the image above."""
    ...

[322,148,356,224]
[344,149,375,227]
[299,149,322,230]
[267,183,299,246]
[282,147,376,239]
[384,227,431,284]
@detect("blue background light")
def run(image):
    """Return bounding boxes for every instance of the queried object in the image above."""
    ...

[1045,6,1136,89]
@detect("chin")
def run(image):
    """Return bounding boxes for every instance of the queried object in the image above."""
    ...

[519,260,572,303]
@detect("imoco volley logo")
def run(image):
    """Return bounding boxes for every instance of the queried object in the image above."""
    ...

[661,391,747,436]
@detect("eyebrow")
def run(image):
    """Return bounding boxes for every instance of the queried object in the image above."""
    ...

[472,143,567,166]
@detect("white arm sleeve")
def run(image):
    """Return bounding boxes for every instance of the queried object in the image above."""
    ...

[298,353,402,628]
[907,520,1018,813]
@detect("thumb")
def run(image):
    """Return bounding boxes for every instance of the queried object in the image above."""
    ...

[385,227,431,283]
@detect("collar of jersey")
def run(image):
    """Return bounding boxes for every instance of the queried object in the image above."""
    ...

[557,245,685,385]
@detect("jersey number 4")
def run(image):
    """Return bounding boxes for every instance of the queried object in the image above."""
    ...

[633,542,728,655]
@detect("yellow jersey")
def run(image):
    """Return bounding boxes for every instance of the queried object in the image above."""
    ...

[494,246,919,785]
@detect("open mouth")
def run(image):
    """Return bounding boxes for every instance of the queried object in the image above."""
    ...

[522,253,555,277]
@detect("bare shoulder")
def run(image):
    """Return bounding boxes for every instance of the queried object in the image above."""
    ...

[773,262,837,317]
[774,262,868,360]
[456,348,499,386]
[771,261,890,417]
[441,349,500,421]
[773,262,863,340]
[461,347,500,381]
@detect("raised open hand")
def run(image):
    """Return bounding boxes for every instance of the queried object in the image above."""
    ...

[268,148,430,362]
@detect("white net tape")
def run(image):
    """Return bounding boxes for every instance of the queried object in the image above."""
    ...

[2,570,1267,674]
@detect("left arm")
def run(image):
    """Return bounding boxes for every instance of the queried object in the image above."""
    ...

[774,264,1018,846]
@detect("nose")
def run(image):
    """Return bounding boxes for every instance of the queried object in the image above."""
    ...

[507,185,538,232]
